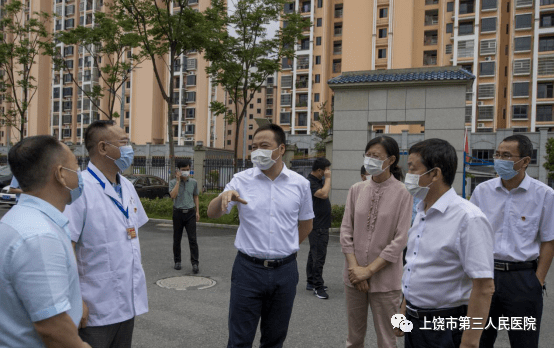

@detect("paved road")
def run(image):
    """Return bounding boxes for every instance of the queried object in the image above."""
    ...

[1,205,553,347]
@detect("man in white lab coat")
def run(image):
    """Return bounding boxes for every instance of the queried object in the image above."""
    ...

[64,120,149,348]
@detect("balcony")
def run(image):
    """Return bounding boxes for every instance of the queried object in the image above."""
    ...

[424,31,438,45]
[296,80,308,88]
[332,61,341,73]
[334,8,343,18]
[296,100,308,107]
[425,10,439,26]
[301,2,311,13]
[423,51,437,66]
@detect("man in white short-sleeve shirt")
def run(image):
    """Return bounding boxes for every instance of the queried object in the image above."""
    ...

[397,139,495,348]
[208,124,314,348]
[471,134,554,348]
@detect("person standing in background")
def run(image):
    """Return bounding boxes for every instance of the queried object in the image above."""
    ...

[169,159,200,273]
[306,157,332,299]
[360,165,369,182]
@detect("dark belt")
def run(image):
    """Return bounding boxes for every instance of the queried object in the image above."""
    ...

[406,301,467,320]
[238,251,297,268]
[494,259,537,272]
[173,207,195,214]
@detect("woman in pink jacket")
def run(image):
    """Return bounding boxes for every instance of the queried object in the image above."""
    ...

[340,136,412,348]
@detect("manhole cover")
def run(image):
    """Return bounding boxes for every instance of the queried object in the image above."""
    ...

[156,276,216,290]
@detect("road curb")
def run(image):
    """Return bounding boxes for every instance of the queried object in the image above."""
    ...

[148,217,341,234]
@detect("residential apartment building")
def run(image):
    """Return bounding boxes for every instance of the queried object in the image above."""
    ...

[341,0,554,134]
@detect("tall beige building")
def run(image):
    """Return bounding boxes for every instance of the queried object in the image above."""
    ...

[342,0,554,134]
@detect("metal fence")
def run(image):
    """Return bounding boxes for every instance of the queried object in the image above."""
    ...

[203,158,252,192]
[77,156,193,183]
[290,159,316,178]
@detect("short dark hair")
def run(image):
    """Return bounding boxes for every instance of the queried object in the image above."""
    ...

[409,138,458,186]
[177,159,192,169]
[252,123,286,146]
[502,134,533,159]
[365,136,404,181]
[361,165,368,175]
[312,157,331,171]
[85,120,115,154]
[8,135,65,192]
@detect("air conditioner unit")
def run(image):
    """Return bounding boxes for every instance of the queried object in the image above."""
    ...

[478,123,485,128]
[478,101,484,106]
[485,57,492,61]
[281,108,286,112]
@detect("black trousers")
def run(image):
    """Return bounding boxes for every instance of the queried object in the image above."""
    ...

[227,253,298,348]
[78,317,135,348]
[172,208,199,265]
[479,268,543,348]
[405,313,464,348]
[306,228,329,289]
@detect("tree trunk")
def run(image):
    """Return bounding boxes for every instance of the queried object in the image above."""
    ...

[233,118,241,174]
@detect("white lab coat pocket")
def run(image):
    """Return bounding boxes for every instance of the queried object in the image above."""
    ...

[81,271,121,317]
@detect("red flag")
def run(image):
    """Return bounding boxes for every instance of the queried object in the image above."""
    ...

[464,129,470,163]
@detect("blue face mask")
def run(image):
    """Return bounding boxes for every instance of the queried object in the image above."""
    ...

[494,159,523,180]
[62,167,84,204]
[106,143,134,172]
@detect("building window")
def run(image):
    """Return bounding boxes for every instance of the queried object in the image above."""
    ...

[280,112,291,124]
[537,105,553,121]
[314,93,320,102]
[513,59,531,75]
[317,18,322,27]
[480,39,497,55]
[538,82,554,98]
[479,106,494,120]
[512,105,528,119]
[459,21,475,35]
[515,14,533,30]
[480,61,495,76]
[318,0,322,8]
[460,0,475,14]
[257,98,261,103]
[379,28,388,38]
[248,135,253,140]
[539,36,554,52]
[227,140,231,145]
[424,30,438,45]
[478,84,495,99]
[186,74,197,86]
[228,130,232,135]
[316,37,322,45]
[425,10,439,26]
[515,36,532,51]
[541,13,554,28]
[257,109,261,114]
[250,104,253,109]
[513,127,528,133]
[446,23,453,33]
[314,112,320,121]
[423,50,437,65]
[447,2,454,11]
[315,74,321,83]
[513,82,529,97]
[379,8,388,18]
[481,17,497,32]
[248,125,253,130]
[249,114,253,119]
[446,44,453,54]
[378,49,387,59]
[426,0,439,4]
[482,0,497,10]
[315,56,321,64]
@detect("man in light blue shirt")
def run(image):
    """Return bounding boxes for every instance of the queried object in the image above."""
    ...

[0,135,88,347]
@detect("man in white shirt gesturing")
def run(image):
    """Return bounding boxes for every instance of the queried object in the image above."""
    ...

[208,124,314,348]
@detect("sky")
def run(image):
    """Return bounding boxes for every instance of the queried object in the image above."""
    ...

[226,0,280,40]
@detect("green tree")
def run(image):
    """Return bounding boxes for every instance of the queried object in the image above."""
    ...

[114,0,208,177]
[204,0,309,173]
[544,137,554,181]
[52,11,143,121]
[0,0,54,142]
[312,101,333,153]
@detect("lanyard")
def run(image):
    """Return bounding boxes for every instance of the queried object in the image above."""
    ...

[87,168,129,220]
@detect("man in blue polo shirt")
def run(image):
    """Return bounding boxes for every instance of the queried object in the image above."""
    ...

[0,135,88,347]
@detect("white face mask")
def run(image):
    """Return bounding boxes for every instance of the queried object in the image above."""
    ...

[364,156,390,177]
[404,168,436,201]
[251,147,280,170]
[181,171,190,177]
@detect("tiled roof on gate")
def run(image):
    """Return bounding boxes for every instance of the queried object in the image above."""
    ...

[328,68,475,85]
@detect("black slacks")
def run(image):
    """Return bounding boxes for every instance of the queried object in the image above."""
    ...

[78,317,135,348]
[306,228,329,289]
[172,208,199,265]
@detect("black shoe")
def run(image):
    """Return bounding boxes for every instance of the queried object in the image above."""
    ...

[314,288,329,299]
[174,262,181,270]
[306,283,328,291]
[192,264,199,274]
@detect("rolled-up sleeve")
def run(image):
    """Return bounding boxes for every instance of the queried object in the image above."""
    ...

[379,191,412,263]
[11,234,73,322]
[298,181,315,221]
[340,186,356,254]
[459,214,495,279]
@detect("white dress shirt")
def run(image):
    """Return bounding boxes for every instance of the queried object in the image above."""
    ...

[402,188,495,309]
[223,164,314,259]
[470,174,554,262]
[63,162,149,326]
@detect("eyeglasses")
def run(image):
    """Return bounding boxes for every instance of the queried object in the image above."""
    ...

[493,153,522,161]
[363,153,387,160]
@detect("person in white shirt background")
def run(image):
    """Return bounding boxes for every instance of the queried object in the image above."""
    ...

[470,134,554,348]
[64,120,149,348]
[396,138,495,348]
[207,123,314,348]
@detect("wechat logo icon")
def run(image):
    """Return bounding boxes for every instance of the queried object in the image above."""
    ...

[391,314,413,333]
